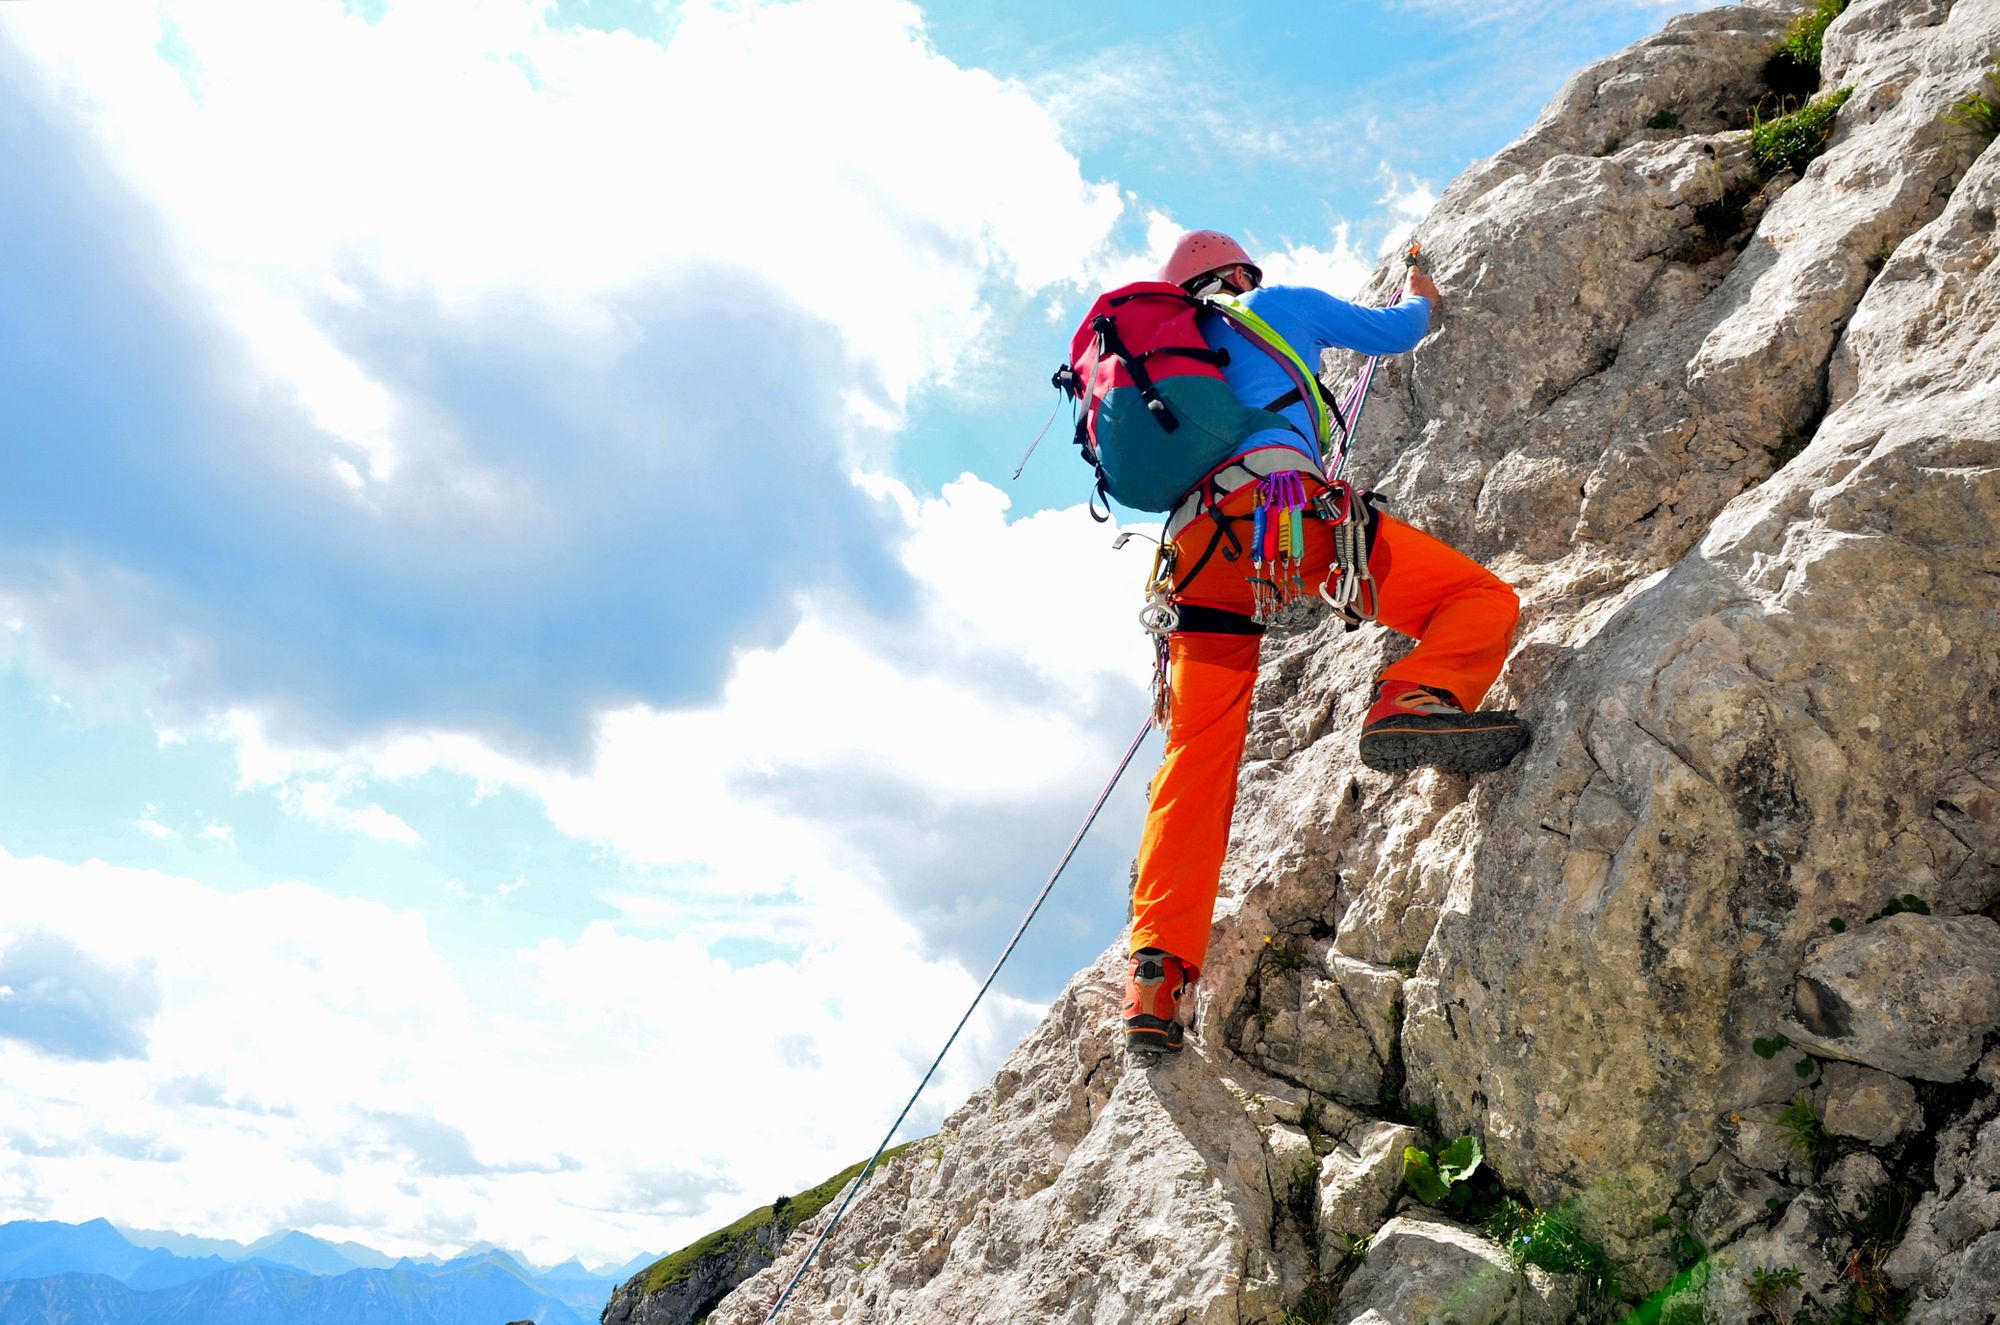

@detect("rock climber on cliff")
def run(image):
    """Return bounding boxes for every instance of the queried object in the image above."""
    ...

[1123,230,1528,1057]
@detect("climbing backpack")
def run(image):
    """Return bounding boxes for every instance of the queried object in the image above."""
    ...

[1052,283,1348,515]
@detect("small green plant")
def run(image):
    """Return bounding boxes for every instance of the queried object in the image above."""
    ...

[1647,109,1684,130]
[1264,935,1306,974]
[1487,1197,1621,1303]
[1779,1094,1836,1174]
[1387,952,1422,978]
[1776,0,1849,72]
[1652,1207,1706,1269]
[1752,87,1853,179]
[1827,1187,1914,1321]
[1942,62,2000,140]
[1288,1156,1319,1225]
[1747,1264,1804,1323]
[1770,424,1811,470]
[1403,1134,1483,1205]
[1794,1056,1818,1080]
[1276,1282,1335,1325]
[1867,893,1931,921]
[1752,1032,1792,1060]
[1829,916,1848,932]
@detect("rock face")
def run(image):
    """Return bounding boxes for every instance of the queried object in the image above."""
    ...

[600,1217,787,1325]
[698,2,2000,1322]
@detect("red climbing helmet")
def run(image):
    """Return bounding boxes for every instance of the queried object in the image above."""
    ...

[1160,230,1261,291]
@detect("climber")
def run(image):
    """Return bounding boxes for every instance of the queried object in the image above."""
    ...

[1124,230,1528,1058]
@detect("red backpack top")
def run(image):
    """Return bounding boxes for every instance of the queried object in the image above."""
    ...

[1055,282,1251,513]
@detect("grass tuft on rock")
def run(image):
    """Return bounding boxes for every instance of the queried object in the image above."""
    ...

[1777,0,1848,73]
[1486,1196,1621,1310]
[1943,61,2000,141]
[1777,1094,1836,1176]
[1751,87,1853,180]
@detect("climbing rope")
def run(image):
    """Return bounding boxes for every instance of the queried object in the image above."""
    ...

[761,712,1157,1323]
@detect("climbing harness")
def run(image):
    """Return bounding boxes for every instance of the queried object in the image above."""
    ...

[761,715,1156,1324]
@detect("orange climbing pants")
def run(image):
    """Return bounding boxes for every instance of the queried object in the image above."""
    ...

[1129,482,1520,976]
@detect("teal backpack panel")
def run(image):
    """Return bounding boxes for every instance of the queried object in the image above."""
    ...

[1094,376,1258,512]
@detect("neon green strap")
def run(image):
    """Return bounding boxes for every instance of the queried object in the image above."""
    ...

[1204,296,1330,451]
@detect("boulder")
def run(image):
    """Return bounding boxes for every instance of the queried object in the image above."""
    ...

[1818,1062,1921,1146]
[1783,915,2000,1081]
[1332,1213,1577,1325]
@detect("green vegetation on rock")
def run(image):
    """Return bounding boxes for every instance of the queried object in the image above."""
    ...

[1752,88,1853,179]
[1943,61,2000,141]
[1775,0,1849,75]
[638,1141,919,1297]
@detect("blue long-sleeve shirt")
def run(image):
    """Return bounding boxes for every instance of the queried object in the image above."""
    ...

[1197,284,1432,465]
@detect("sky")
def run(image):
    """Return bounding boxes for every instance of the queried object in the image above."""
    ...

[0,0,1726,1272]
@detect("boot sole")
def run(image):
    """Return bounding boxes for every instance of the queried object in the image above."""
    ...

[1125,1016,1185,1058]
[1359,720,1530,774]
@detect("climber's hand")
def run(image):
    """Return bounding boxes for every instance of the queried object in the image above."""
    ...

[1407,266,1441,313]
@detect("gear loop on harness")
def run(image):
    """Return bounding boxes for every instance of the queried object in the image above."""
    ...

[1316,479,1382,630]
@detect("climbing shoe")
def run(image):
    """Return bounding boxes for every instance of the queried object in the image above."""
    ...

[1124,948,1194,1057]
[1358,681,1529,775]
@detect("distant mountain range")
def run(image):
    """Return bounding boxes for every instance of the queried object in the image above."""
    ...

[0,1218,655,1324]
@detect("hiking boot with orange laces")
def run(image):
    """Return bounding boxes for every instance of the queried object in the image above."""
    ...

[1125,947,1194,1057]
[1358,681,1529,775]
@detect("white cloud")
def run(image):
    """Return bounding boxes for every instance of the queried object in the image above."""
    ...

[1258,223,1377,301]
[1,0,1125,463]
[198,823,236,847]
[133,805,178,841]
[268,777,425,847]
[217,470,1149,896]
[0,844,1042,1266]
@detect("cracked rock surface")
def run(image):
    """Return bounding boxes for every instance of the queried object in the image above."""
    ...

[690,2,2000,1322]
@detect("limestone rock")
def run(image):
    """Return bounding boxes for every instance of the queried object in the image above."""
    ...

[1693,1155,1791,1248]
[1904,1231,2000,1325]
[1700,1192,1849,1323]
[1783,914,2000,1081]
[1818,1062,1921,1145]
[1316,1122,1420,1269]
[1825,1152,1890,1225]
[698,3,2000,1320]
[1886,1097,2000,1300]
[1236,940,1393,1106]
[1332,1213,1577,1325]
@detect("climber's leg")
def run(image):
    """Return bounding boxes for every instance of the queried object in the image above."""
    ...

[1359,514,1529,774]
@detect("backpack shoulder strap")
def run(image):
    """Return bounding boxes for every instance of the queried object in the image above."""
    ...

[1201,296,1346,456]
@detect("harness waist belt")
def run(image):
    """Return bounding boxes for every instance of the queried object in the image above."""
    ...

[1165,445,1329,541]
[1170,603,1265,637]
